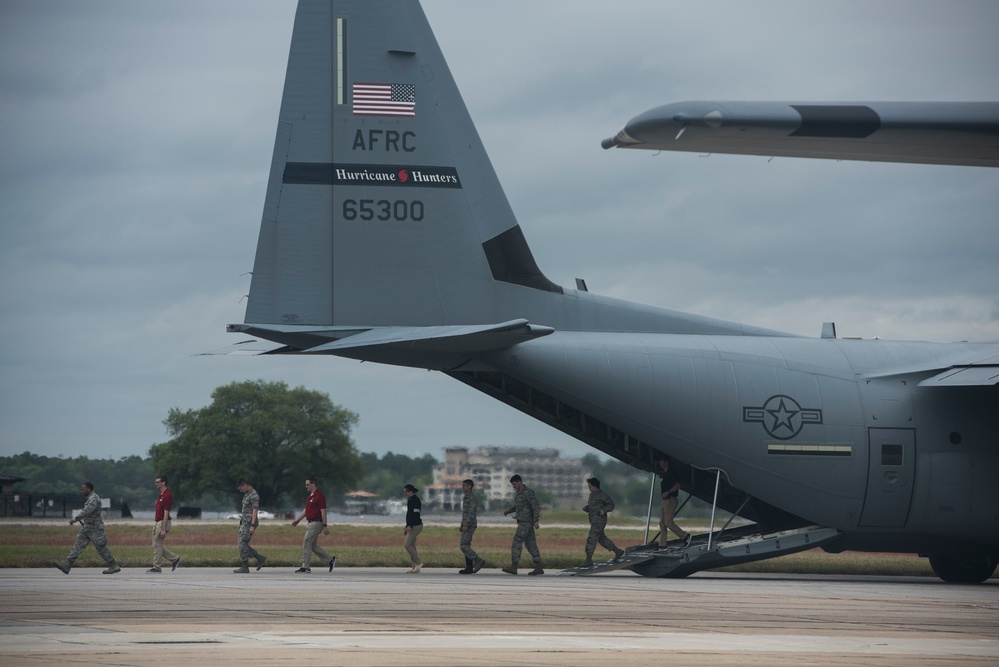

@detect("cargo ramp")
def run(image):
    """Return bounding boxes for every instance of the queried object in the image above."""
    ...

[557,524,842,577]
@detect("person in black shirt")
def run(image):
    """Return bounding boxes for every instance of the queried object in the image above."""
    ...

[657,457,691,547]
[403,484,423,573]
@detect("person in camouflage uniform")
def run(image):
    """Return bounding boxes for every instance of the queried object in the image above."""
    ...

[53,482,120,574]
[581,477,625,566]
[457,479,484,574]
[501,474,544,575]
[234,479,267,573]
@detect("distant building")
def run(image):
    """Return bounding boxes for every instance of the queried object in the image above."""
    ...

[0,474,25,495]
[1,474,27,517]
[342,490,386,515]
[424,446,588,512]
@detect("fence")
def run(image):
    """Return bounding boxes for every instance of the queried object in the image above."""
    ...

[0,493,125,518]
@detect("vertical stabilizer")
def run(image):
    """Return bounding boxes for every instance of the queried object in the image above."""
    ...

[245,0,558,328]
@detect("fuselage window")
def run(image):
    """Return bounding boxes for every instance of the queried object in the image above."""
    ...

[881,443,904,466]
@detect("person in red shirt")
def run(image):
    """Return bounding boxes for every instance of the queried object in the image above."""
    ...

[290,476,337,573]
[147,475,181,573]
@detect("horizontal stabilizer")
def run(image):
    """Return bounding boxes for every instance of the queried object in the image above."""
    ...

[197,339,291,356]
[304,319,554,354]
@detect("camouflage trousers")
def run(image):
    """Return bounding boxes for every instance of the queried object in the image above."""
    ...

[459,525,479,561]
[302,521,333,567]
[67,525,115,565]
[584,521,619,558]
[237,523,261,562]
[152,520,179,568]
[511,521,542,567]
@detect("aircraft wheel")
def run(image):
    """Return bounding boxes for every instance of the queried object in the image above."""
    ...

[629,561,694,578]
[928,553,997,583]
[660,570,694,579]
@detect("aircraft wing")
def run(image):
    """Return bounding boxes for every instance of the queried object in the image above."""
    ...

[918,365,999,387]
[859,347,999,386]
[603,101,999,167]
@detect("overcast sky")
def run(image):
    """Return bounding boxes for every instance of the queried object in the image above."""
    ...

[2,0,997,464]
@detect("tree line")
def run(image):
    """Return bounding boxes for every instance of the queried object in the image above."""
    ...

[3,379,675,516]
[0,451,156,508]
[3,378,435,511]
[1,448,435,512]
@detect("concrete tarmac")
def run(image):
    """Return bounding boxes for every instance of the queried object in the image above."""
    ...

[1,566,997,666]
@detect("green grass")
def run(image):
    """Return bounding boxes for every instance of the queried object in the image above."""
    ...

[0,521,635,570]
[0,519,960,576]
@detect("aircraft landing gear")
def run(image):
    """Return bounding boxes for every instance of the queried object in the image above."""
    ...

[928,553,998,583]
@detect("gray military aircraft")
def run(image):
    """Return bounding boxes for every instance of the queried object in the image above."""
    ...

[219,0,999,582]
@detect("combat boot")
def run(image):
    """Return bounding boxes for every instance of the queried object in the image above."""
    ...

[458,557,473,574]
[582,556,593,567]
[103,562,121,574]
[53,560,71,574]
[614,548,625,560]
[528,567,545,576]
[471,557,485,573]
[501,565,518,575]
[233,561,251,573]
[255,554,267,570]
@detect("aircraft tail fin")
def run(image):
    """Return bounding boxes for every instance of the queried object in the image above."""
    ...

[244,0,559,330]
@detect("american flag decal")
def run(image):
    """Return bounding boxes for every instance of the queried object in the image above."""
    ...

[352,82,416,117]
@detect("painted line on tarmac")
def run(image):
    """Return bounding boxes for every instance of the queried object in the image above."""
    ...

[2,630,997,658]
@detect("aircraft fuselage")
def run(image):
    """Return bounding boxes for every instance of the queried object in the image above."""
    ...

[478,333,998,549]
